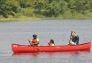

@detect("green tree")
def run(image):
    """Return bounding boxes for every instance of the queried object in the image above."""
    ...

[0,0,20,18]
[42,0,67,17]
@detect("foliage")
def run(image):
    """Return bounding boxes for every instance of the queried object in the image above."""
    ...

[0,0,92,18]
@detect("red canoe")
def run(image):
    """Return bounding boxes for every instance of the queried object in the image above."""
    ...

[11,42,91,53]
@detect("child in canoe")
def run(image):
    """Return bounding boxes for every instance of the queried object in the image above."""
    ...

[48,39,55,46]
[28,34,39,46]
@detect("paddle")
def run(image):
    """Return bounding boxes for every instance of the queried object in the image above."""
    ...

[28,40,32,46]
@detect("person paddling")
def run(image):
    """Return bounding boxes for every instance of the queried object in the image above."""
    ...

[48,39,55,46]
[69,31,79,45]
[28,34,39,46]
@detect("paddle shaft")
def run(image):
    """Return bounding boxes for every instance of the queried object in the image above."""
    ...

[28,40,31,45]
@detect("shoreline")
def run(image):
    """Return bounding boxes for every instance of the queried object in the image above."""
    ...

[0,16,41,22]
[0,15,92,22]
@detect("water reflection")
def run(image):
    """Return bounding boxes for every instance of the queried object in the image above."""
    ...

[11,51,91,63]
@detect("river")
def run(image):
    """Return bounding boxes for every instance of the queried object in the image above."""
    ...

[0,20,92,63]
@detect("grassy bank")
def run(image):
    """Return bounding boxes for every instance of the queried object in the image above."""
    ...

[39,11,92,20]
[59,11,92,19]
[0,16,42,22]
[0,12,92,22]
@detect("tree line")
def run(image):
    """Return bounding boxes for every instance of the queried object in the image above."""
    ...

[0,0,92,18]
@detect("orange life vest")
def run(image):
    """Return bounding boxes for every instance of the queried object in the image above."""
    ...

[31,39,39,44]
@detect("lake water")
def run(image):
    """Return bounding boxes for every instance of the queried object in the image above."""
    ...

[0,20,92,63]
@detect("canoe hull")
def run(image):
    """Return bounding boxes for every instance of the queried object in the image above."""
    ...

[12,42,91,53]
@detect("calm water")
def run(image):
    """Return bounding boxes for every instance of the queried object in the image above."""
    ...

[0,20,92,63]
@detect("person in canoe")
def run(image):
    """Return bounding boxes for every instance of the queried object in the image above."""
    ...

[28,34,39,46]
[48,39,55,46]
[69,31,79,45]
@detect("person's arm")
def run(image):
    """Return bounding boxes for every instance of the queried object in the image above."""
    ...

[37,38,39,44]
[48,42,50,46]
[37,38,39,42]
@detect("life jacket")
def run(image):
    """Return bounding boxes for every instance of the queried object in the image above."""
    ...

[31,38,39,44]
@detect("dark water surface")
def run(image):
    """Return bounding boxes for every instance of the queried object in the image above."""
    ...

[0,20,92,63]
